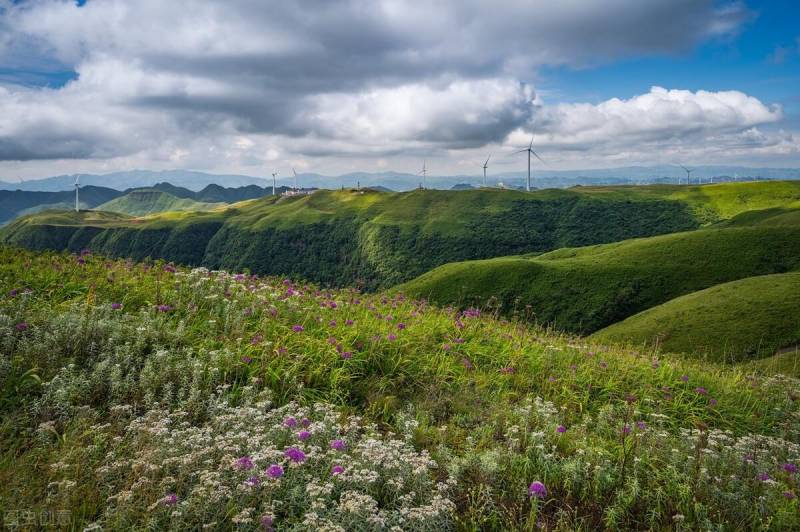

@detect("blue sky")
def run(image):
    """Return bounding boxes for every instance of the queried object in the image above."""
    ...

[0,0,798,179]
[541,0,800,126]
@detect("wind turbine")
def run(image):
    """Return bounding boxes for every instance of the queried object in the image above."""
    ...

[271,171,279,195]
[74,176,80,212]
[292,168,299,192]
[513,136,544,191]
[680,165,694,186]
[417,160,427,189]
[481,154,491,187]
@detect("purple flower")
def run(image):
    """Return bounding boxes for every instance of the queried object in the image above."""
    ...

[8,289,19,297]
[499,366,515,374]
[331,465,344,475]
[157,304,172,313]
[695,387,708,395]
[15,322,29,331]
[622,424,631,435]
[111,302,122,310]
[245,476,261,487]
[250,334,263,345]
[298,430,311,441]
[234,456,254,470]
[260,515,274,531]
[708,398,718,407]
[284,417,298,428]
[397,323,406,330]
[284,447,306,463]
[599,361,608,369]
[387,333,397,341]
[636,421,647,430]
[680,375,689,382]
[462,357,473,370]
[454,337,465,344]
[528,481,547,498]
[266,464,284,478]
[341,351,352,359]
[442,344,451,351]
[345,319,354,326]
[784,491,796,500]
[329,319,337,327]
[758,472,771,481]
[330,439,346,451]
[162,493,178,506]
[242,355,253,364]
[301,418,311,427]
[292,324,304,332]
[556,425,567,433]
[783,463,798,474]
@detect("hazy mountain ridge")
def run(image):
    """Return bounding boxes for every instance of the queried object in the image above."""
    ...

[3,166,800,193]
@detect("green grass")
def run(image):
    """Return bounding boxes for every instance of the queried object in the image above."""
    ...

[399,209,800,334]
[96,189,226,216]
[4,181,800,289]
[1,247,799,530]
[591,272,800,363]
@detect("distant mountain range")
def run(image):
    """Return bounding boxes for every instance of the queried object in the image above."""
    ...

[3,166,800,193]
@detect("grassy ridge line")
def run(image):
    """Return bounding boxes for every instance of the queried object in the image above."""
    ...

[0,186,701,288]
[4,181,800,290]
[591,272,800,364]
[398,216,800,334]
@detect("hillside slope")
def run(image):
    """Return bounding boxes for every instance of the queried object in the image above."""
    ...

[399,207,800,333]
[2,181,800,289]
[96,189,226,216]
[591,272,800,362]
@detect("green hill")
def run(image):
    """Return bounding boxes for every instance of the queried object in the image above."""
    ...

[591,272,800,363]
[96,189,226,216]
[0,185,123,224]
[399,206,800,333]
[3,181,800,289]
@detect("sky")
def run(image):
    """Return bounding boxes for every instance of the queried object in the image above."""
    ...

[0,0,799,181]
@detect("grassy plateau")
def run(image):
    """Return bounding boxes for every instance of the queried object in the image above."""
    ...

[1,247,799,530]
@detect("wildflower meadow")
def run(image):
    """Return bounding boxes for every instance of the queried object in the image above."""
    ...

[1,247,799,530]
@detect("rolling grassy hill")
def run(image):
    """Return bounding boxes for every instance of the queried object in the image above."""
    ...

[3,181,800,289]
[0,185,123,224]
[591,272,800,364]
[1,247,799,529]
[399,205,800,334]
[96,188,226,216]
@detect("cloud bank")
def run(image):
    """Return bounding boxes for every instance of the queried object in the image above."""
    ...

[0,0,796,178]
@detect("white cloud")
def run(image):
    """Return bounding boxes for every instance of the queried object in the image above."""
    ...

[0,0,797,178]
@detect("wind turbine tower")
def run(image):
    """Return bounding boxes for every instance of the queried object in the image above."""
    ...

[292,168,298,191]
[417,160,427,189]
[680,165,694,186]
[513,136,544,192]
[272,171,279,195]
[74,176,80,212]
[482,154,491,187]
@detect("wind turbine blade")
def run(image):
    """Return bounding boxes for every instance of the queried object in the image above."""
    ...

[679,165,688,172]
[529,136,534,150]
[293,168,297,177]
[512,148,529,155]
[484,154,491,166]
[531,150,545,164]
